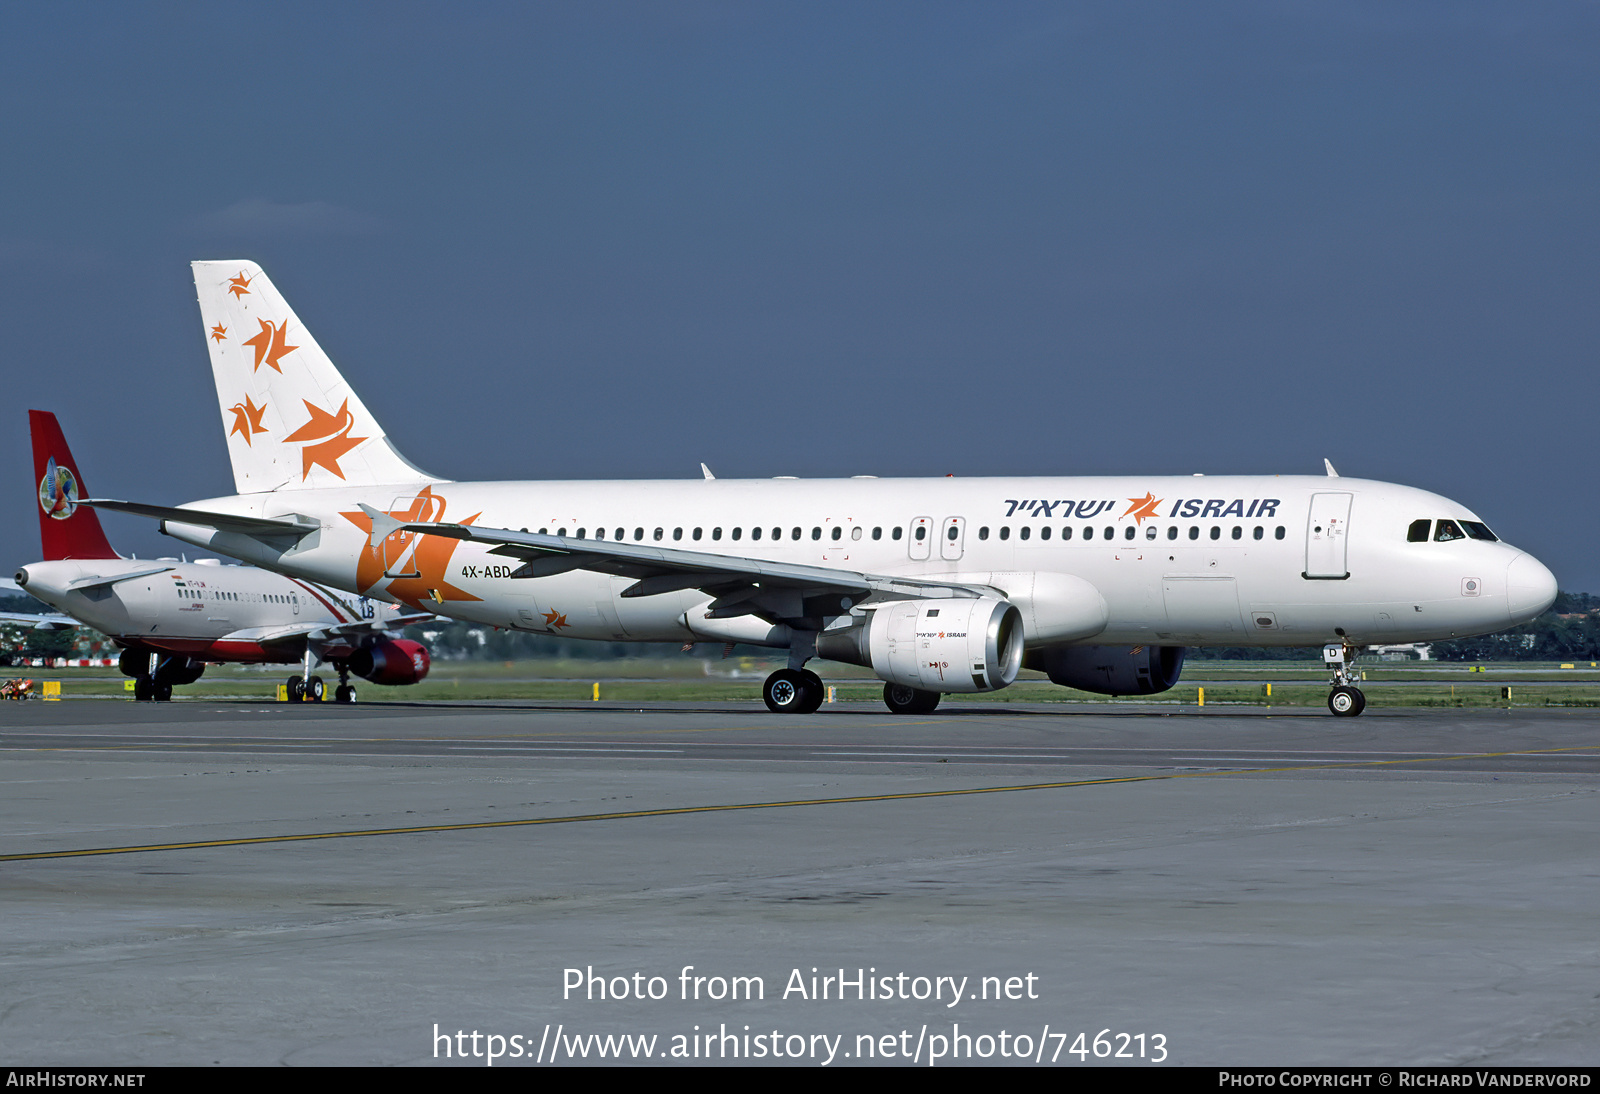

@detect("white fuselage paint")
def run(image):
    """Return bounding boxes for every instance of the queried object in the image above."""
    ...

[16,558,380,659]
[158,474,1556,651]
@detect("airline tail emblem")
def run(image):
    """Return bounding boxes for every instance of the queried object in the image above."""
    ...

[38,456,78,520]
[28,410,118,560]
[284,398,366,480]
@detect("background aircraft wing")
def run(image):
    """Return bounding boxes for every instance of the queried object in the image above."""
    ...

[362,507,998,626]
[0,611,79,630]
[220,612,433,653]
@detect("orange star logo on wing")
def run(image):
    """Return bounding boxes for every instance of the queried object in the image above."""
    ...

[284,398,366,480]
[210,324,228,343]
[1122,492,1163,525]
[242,318,298,374]
[541,608,570,630]
[228,395,269,447]
[226,272,253,298]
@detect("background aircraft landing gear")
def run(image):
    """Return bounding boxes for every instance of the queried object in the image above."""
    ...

[763,668,823,713]
[883,683,940,715]
[332,661,356,704]
[134,675,153,701]
[1323,642,1366,717]
[286,676,304,702]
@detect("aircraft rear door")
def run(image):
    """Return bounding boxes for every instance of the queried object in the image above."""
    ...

[1305,492,1353,579]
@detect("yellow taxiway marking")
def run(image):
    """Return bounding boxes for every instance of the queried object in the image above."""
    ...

[1,743,1593,862]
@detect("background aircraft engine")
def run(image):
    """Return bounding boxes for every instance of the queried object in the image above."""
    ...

[1026,644,1186,696]
[816,597,1024,693]
[348,639,431,685]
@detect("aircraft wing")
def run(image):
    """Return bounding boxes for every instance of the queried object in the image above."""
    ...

[360,506,998,626]
[65,564,174,591]
[0,611,79,630]
[221,612,434,652]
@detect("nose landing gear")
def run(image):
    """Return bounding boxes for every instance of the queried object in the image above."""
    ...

[1323,643,1366,717]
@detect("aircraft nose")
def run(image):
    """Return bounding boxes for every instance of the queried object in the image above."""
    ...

[1505,552,1557,626]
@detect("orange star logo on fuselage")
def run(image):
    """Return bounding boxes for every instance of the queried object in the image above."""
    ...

[1122,492,1164,525]
[339,486,483,608]
[228,395,269,447]
[542,609,570,630]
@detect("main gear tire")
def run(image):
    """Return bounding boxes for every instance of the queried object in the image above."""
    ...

[763,669,815,713]
[883,682,941,715]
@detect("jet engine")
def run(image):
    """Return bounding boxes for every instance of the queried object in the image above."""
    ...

[348,639,431,686]
[816,597,1024,693]
[117,648,205,685]
[1026,644,1185,696]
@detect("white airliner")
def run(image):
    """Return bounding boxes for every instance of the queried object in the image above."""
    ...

[18,410,433,702]
[86,262,1557,716]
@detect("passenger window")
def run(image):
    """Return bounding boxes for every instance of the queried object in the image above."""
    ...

[1210,527,1220,540]
[1253,526,1263,540]
[633,527,644,541]
[892,527,902,541]
[999,526,1011,541]
[712,527,722,541]
[914,526,926,541]
[1145,526,1156,540]
[1231,526,1241,540]
[557,528,566,537]
[1062,526,1072,540]
[812,527,822,540]
[831,527,842,541]
[693,528,702,541]
[595,528,606,540]
[946,526,958,541]
[1019,526,1030,541]
[673,528,683,541]
[872,527,882,540]
[1274,526,1285,540]
[852,526,863,541]
[752,527,762,541]
[729,527,739,541]
[576,528,586,539]
[792,527,801,540]
[1167,526,1177,540]
[1407,519,1431,543]
[614,527,623,540]
[978,527,989,541]
[1124,526,1135,541]
[1104,526,1113,539]
[1435,519,1465,542]
[772,527,781,540]
[1083,526,1093,541]
[1040,526,1051,541]
[1189,526,1200,540]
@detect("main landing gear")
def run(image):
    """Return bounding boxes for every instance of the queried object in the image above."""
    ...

[882,682,940,715]
[1323,643,1367,717]
[763,668,823,713]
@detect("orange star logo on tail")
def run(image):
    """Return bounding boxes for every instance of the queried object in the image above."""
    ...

[210,324,228,343]
[226,272,253,298]
[284,398,366,480]
[242,318,298,374]
[1122,492,1164,525]
[228,395,269,447]
[339,487,483,608]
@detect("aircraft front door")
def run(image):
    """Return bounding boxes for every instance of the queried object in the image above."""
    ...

[1305,492,1353,579]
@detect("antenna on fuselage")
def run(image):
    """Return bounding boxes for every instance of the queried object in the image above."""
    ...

[700,463,716,480]
[1324,459,1340,477]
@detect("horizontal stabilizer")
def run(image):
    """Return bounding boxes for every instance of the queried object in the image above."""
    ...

[83,500,319,537]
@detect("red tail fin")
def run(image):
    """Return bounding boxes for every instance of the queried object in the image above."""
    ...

[29,410,118,560]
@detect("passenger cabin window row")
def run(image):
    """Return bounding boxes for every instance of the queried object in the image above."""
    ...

[976,524,1286,543]
[1407,519,1498,543]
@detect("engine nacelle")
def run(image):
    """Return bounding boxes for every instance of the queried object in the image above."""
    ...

[117,648,205,685]
[1026,644,1186,696]
[349,639,431,686]
[817,597,1024,693]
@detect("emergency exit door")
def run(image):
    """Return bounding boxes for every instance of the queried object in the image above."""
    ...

[1305,492,1352,579]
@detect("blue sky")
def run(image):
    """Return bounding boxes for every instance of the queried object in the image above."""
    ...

[3,2,1596,589]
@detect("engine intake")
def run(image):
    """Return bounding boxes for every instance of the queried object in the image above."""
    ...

[349,639,431,686]
[1026,645,1185,696]
[817,597,1024,693]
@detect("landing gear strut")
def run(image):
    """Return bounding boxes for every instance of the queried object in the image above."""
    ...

[1324,643,1366,717]
[287,647,325,702]
[332,660,356,704]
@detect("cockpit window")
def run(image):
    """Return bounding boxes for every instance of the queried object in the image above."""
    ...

[1434,519,1465,542]
[1407,519,1431,543]
[1461,521,1498,542]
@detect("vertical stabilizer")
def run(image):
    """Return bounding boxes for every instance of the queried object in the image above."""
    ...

[29,410,118,560]
[192,261,437,494]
